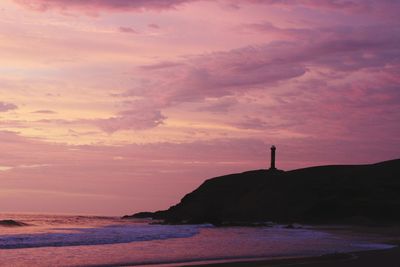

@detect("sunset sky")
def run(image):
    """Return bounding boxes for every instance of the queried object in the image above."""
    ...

[0,0,399,215]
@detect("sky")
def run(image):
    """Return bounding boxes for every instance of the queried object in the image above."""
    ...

[0,0,399,215]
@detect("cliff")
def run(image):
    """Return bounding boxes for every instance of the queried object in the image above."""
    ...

[124,159,400,225]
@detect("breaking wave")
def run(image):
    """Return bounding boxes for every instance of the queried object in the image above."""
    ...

[0,224,206,249]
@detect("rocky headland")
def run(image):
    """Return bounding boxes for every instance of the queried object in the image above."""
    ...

[124,159,400,225]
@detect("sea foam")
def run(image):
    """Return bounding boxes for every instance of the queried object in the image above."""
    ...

[0,224,206,249]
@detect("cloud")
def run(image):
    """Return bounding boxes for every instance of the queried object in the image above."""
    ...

[126,23,400,110]
[113,21,400,144]
[242,0,400,17]
[130,44,308,106]
[31,110,57,114]
[36,111,166,134]
[196,97,239,113]
[241,21,317,40]
[245,0,369,10]
[14,0,200,13]
[259,68,400,143]
[14,0,400,17]
[94,104,167,133]
[139,61,184,70]
[0,131,65,167]
[118,27,138,34]
[232,116,269,130]
[148,23,160,29]
[0,102,18,112]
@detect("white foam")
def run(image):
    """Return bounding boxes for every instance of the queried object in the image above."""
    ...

[0,224,206,249]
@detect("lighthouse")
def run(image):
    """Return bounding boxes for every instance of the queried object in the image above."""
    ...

[270,145,276,170]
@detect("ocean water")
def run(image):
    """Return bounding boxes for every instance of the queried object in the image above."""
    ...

[0,214,393,267]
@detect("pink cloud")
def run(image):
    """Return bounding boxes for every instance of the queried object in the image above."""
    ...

[232,116,270,130]
[139,61,185,70]
[132,45,308,105]
[196,97,238,113]
[261,68,400,144]
[14,0,400,17]
[84,22,396,137]
[36,108,167,133]
[118,27,138,34]
[243,0,400,17]
[246,0,371,10]
[94,107,166,133]
[128,23,400,109]
[31,110,57,114]
[148,23,160,29]
[0,102,17,112]
[14,0,200,13]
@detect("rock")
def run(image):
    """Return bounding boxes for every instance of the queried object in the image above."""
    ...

[0,220,28,227]
[285,223,302,229]
[122,212,155,219]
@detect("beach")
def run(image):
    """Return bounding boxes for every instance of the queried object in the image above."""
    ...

[186,247,400,267]
[1,214,399,266]
[186,225,400,267]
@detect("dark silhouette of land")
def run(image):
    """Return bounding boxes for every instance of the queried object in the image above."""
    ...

[124,158,400,225]
[0,220,28,227]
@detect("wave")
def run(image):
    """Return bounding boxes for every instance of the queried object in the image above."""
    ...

[0,224,207,249]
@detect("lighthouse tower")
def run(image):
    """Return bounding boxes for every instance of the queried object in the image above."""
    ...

[269,145,276,170]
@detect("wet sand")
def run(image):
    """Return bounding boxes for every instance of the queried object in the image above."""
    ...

[184,225,400,267]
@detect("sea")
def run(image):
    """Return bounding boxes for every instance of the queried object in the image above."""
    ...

[0,214,394,267]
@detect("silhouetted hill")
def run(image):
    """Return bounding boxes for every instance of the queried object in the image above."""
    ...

[124,159,400,225]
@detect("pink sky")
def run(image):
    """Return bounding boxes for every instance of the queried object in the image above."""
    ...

[0,0,399,215]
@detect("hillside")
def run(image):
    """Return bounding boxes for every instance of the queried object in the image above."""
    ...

[124,159,400,225]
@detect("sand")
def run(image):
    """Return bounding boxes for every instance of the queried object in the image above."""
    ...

[183,225,400,267]
[183,247,399,267]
